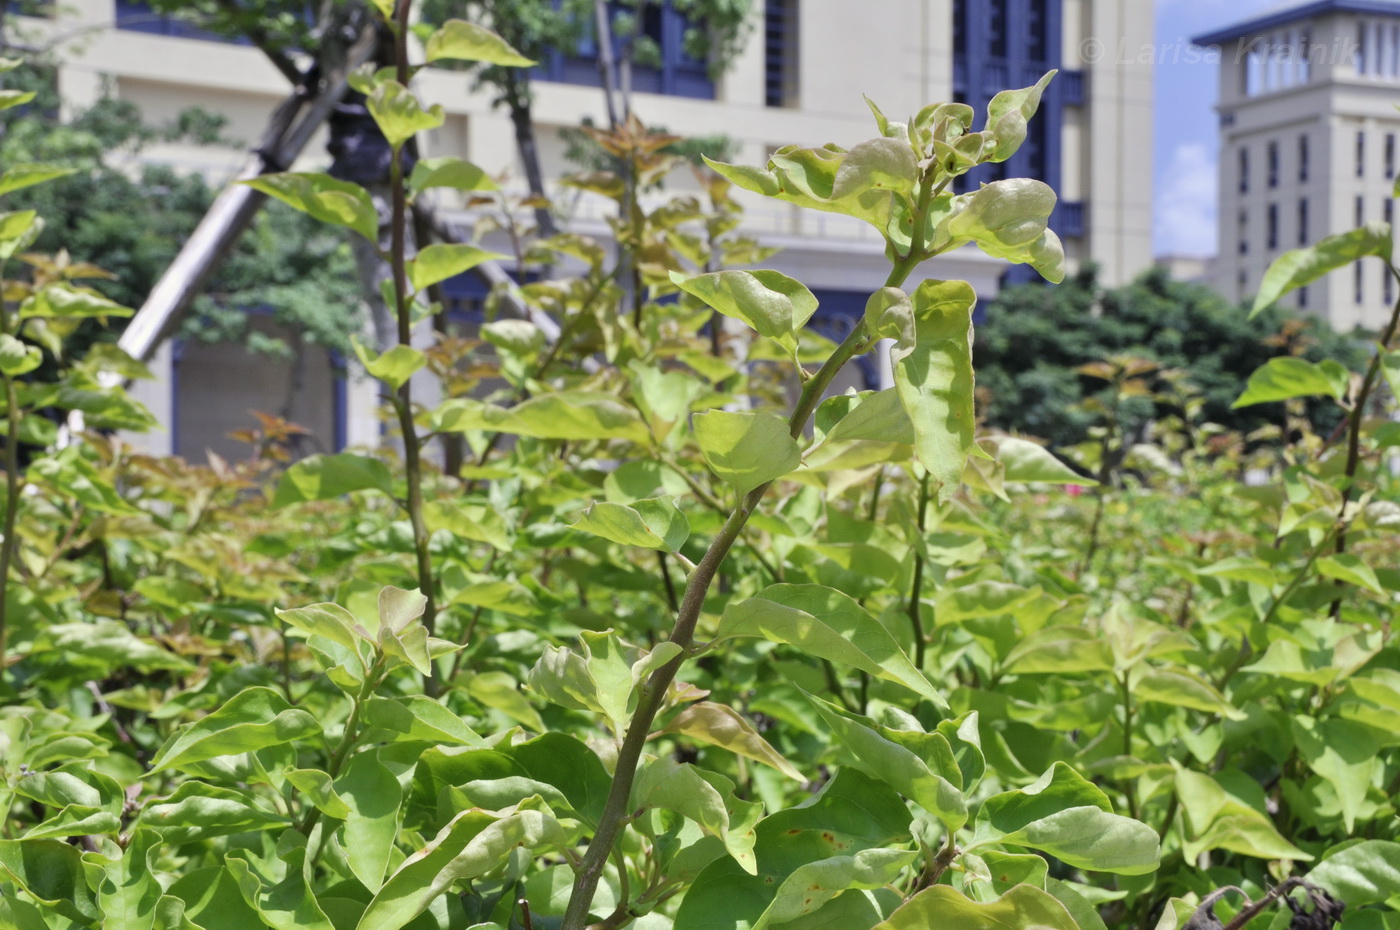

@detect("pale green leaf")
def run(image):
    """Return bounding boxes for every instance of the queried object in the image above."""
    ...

[1252,223,1393,316]
[19,284,133,319]
[244,173,379,241]
[0,164,77,198]
[661,701,805,781]
[425,20,536,66]
[718,584,944,706]
[271,454,394,507]
[147,687,322,775]
[573,498,689,552]
[356,806,565,930]
[365,79,443,148]
[1233,357,1351,407]
[870,279,976,501]
[671,269,818,355]
[338,751,402,892]
[353,341,425,391]
[874,884,1078,930]
[693,410,801,495]
[409,243,506,292]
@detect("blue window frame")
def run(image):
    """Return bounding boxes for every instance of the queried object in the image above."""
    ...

[535,0,714,100]
[954,0,1068,284]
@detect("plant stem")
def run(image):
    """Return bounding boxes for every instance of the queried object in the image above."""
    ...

[0,368,17,684]
[559,160,941,927]
[906,468,930,670]
[1119,671,1140,821]
[388,0,437,692]
[559,315,877,930]
[1329,286,1400,617]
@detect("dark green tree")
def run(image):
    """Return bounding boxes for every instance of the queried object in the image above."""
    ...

[0,60,362,359]
[974,265,1367,447]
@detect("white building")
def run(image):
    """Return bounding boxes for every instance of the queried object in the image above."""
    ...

[1195,0,1400,331]
[10,0,1154,460]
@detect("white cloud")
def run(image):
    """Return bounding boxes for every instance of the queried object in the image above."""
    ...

[1154,141,1218,257]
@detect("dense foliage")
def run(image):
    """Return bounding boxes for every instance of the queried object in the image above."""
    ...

[975,266,1366,449]
[1,10,1400,930]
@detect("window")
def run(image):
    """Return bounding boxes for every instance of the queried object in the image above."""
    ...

[1388,134,1396,179]
[1387,197,1394,227]
[1028,0,1049,62]
[1299,198,1309,244]
[1268,140,1279,188]
[1299,285,1310,308]
[1239,147,1250,194]
[1356,262,1365,303]
[1267,203,1279,249]
[1358,195,1366,226]
[1358,130,1367,177]
[989,0,1008,57]
[1386,264,1395,304]
[1299,134,1309,182]
[1239,209,1249,254]
[764,0,799,108]
[540,0,714,99]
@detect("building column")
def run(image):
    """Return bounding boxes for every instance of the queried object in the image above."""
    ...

[123,339,175,457]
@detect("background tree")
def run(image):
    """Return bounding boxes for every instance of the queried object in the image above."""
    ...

[974,265,1366,447]
[0,59,362,375]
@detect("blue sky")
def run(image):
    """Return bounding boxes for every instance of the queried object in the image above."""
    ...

[1154,0,1283,257]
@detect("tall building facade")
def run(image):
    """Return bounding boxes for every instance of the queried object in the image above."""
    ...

[11,0,1154,459]
[1195,0,1400,332]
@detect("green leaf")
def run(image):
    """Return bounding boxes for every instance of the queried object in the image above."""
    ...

[1292,716,1378,833]
[969,762,1160,874]
[84,828,163,930]
[271,453,394,507]
[366,79,444,148]
[820,387,914,446]
[438,392,651,444]
[941,179,1064,282]
[0,89,36,112]
[147,687,322,775]
[284,769,353,820]
[0,209,40,259]
[408,157,498,195]
[692,410,801,495]
[983,71,1056,163]
[719,584,944,706]
[167,867,263,930]
[244,173,380,241]
[226,847,335,930]
[1317,553,1385,595]
[831,137,919,200]
[356,805,566,930]
[801,693,967,831]
[37,620,193,674]
[0,164,77,198]
[353,340,425,391]
[661,701,805,781]
[1252,223,1393,316]
[275,601,369,659]
[139,783,291,843]
[1003,627,1113,674]
[1306,840,1400,906]
[409,243,506,292]
[361,696,486,747]
[572,498,689,552]
[424,20,536,66]
[867,279,976,501]
[671,269,818,357]
[675,769,912,930]
[24,805,121,840]
[989,436,1094,486]
[874,885,1078,930]
[1232,357,1351,407]
[0,839,101,924]
[19,284,134,319]
[338,751,403,892]
[1133,668,1246,720]
[1172,768,1311,861]
[634,760,762,873]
